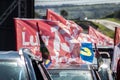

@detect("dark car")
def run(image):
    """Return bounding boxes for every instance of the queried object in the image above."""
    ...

[0,48,52,80]
[47,63,101,80]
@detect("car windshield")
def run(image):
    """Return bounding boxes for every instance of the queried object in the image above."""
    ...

[48,69,93,80]
[0,60,28,80]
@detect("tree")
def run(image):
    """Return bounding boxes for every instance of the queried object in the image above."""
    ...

[60,9,68,19]
[114,10,120,19]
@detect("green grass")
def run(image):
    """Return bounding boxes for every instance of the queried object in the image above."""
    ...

[73,19,114,38]
[105,18,120,24]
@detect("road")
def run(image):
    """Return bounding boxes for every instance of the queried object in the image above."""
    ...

[89,19,120,31]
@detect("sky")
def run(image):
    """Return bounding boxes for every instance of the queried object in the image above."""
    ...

[35,0,120,6]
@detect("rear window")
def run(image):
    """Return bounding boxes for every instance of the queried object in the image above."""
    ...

[48,69,93,80]
[0,60,28,80]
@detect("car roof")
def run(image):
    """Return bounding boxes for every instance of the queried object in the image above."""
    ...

[0,48,42,62]
[48,63,91,70]
[0,51,20,60]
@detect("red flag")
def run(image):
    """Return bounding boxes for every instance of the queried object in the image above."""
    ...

[14,18,70,61]
[47,9,67,25]
[38,20,71,57]
[15,18,82,63]
[14,18,41,57]
[68,20,83,38]
[47,9,82,58]
[88,26,113,46]
[77,33,95,43]
[114,27,120,46]
[46,9,83,39]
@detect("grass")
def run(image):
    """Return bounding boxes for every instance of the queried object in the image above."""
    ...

[105,18,120,24]
[73,19,114,38]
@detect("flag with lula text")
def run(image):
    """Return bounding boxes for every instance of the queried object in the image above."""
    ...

[80,43,94,63]
[14,18,84,64]
[14,18,76,63]
[14,18,41,57]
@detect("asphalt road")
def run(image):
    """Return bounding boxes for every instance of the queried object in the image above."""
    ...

[89,19,120,31]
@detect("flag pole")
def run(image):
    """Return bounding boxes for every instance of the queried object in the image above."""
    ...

[94,43,103,68]
[36,22,50,62]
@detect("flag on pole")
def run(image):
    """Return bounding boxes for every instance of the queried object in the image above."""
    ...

[46,9,83,39]
[80,43,94,63]
[44,59,52,68]
[14,18,41,57]
[47,9,67,25]
[46,9,82,58]
[14,18,83,64]
[114,27,120,46]
[88,26,113,46]
[14,18,72,63]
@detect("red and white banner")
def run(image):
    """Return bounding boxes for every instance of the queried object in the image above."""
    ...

[14,18,41,57]
[114,27,120,46]
[47,9,82,58]
[14,18,82,63]
[38,20,71,57]
[78,33,95,43]
[47,9,67,25]
[88,26,113,46]
[46,9,83,39]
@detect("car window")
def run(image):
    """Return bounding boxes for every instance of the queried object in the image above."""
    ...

[0,60,28,80]
[48,69,93,80]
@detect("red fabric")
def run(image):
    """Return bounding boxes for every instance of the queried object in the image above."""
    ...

[15,19,70,57]
[37,20,70,57]
[14,18,41,57]
[46,9,83,59]
[46,9,83,39]
[88,26,113,46]
[15,19,83,62]
[114,27,120,46]
[68,20,83,39]
[47,9,67,25]
[77,33,95,43]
